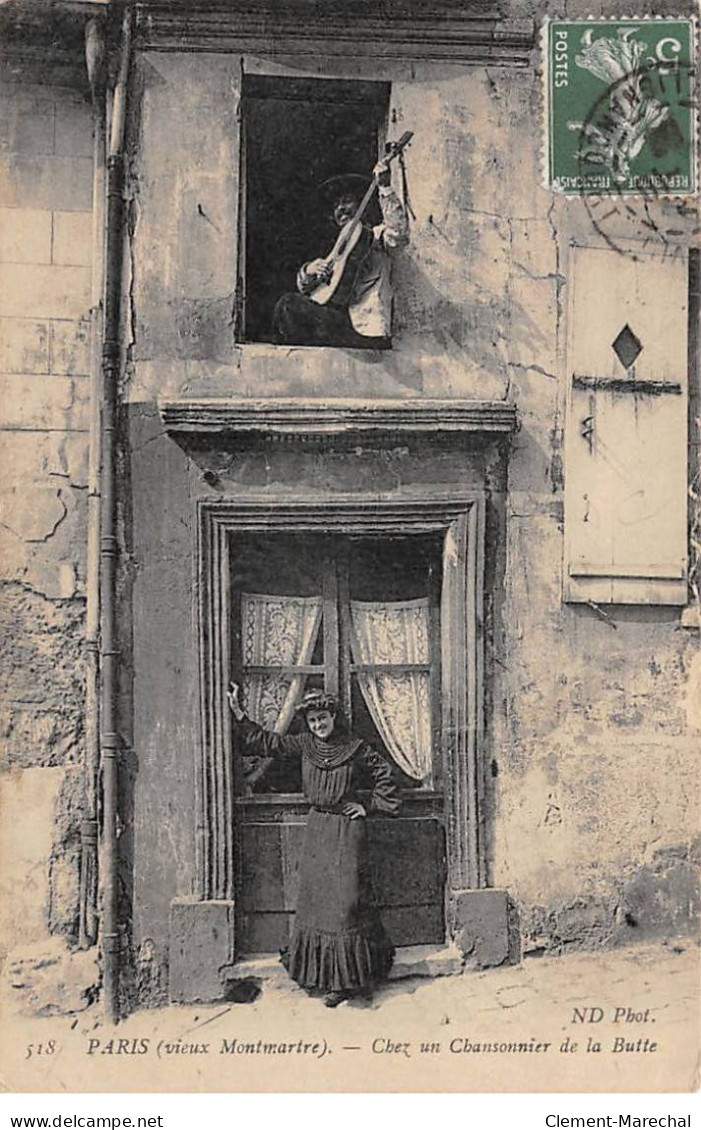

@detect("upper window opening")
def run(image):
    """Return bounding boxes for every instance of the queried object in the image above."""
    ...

[239,75,409,349]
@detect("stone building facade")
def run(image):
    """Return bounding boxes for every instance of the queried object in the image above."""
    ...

[1,16,95,975]
[1,0,698,1015]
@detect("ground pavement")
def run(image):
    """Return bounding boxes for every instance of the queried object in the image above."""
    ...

[1,938,699,1092]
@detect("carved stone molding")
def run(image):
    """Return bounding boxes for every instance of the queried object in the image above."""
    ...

[135,2,535,64]
[196,494,487,907]
[160,397,518,441]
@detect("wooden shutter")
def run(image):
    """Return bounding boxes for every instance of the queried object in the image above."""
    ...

[564,244,689,605]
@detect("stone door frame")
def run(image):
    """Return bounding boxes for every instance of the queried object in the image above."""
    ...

[194,492,487,913]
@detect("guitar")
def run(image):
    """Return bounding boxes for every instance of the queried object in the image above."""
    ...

[309,130,413,308]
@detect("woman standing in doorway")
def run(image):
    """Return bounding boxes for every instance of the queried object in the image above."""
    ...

[227,684,400,1007]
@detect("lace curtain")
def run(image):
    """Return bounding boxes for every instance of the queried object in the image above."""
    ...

[350,597,432,782]
[241,593,322,732]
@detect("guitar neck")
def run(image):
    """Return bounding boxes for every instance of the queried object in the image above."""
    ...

[342,180,379,244]
[340,134,413,243]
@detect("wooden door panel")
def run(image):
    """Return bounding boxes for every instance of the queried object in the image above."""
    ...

[238,911,294,955]
[367,817,445,905]
[382,906,445,945]
[237,822,305,911]
[235,810,446,954]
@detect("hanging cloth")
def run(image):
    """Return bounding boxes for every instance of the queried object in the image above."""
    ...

[349,597,432,782]
[241,593,322,732]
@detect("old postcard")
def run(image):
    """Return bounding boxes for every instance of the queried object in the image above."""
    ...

[0,0,699,1096]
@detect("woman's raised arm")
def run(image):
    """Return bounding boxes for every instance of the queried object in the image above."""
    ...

[227,682,305,760]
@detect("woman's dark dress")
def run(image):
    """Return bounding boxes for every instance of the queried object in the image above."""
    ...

[235,717,400,993]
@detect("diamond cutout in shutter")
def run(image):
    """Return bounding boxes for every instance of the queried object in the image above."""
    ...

[612,324,643,369]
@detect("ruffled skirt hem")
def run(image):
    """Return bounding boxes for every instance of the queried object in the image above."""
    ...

[280,922,394,992]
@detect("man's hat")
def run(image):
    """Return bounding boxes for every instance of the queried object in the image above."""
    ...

[318,173,382,225]
[317,173,370,209]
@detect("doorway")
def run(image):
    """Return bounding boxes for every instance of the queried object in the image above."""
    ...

[193,494,487,962]
[229,531,446,955]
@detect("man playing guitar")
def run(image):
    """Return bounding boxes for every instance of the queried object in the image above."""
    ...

[273,156,410,348]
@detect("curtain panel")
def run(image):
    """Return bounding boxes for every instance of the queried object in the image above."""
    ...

[240,593,322,732]
[350,597,432,782]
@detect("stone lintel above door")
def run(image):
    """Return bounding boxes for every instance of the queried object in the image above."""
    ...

[159,397,518,444]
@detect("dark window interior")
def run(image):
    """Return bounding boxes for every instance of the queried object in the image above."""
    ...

[230,532,442,794]
[240,75,389,344]
[348,536,438,601]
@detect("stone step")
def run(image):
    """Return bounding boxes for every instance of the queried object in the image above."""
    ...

[223,943,464,987]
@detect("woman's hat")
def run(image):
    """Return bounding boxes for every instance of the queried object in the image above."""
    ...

[295,689,339,715]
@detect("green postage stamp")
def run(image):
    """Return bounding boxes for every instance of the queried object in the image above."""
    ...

[545,18,696,194]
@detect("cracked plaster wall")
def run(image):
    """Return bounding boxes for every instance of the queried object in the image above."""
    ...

[0,2,696,1012]
[0,71,93,959]
[125,22,699,972]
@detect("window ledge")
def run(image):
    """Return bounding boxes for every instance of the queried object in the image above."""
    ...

[159,397,518,439]
[235,789,443,804]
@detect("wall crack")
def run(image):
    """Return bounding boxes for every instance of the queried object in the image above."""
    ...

[508,361,558,381]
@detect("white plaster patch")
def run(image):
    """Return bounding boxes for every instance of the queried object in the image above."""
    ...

[4,937,99,1017]
[0,767,65,955]
[495,737,698,908]
[510,218,558,281]
[0,485,66,542]
[685,650,701,733]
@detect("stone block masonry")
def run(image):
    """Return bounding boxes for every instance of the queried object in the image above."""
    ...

[0,73,93,960]
[127,41,700,982]
[2,5,699,1013]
